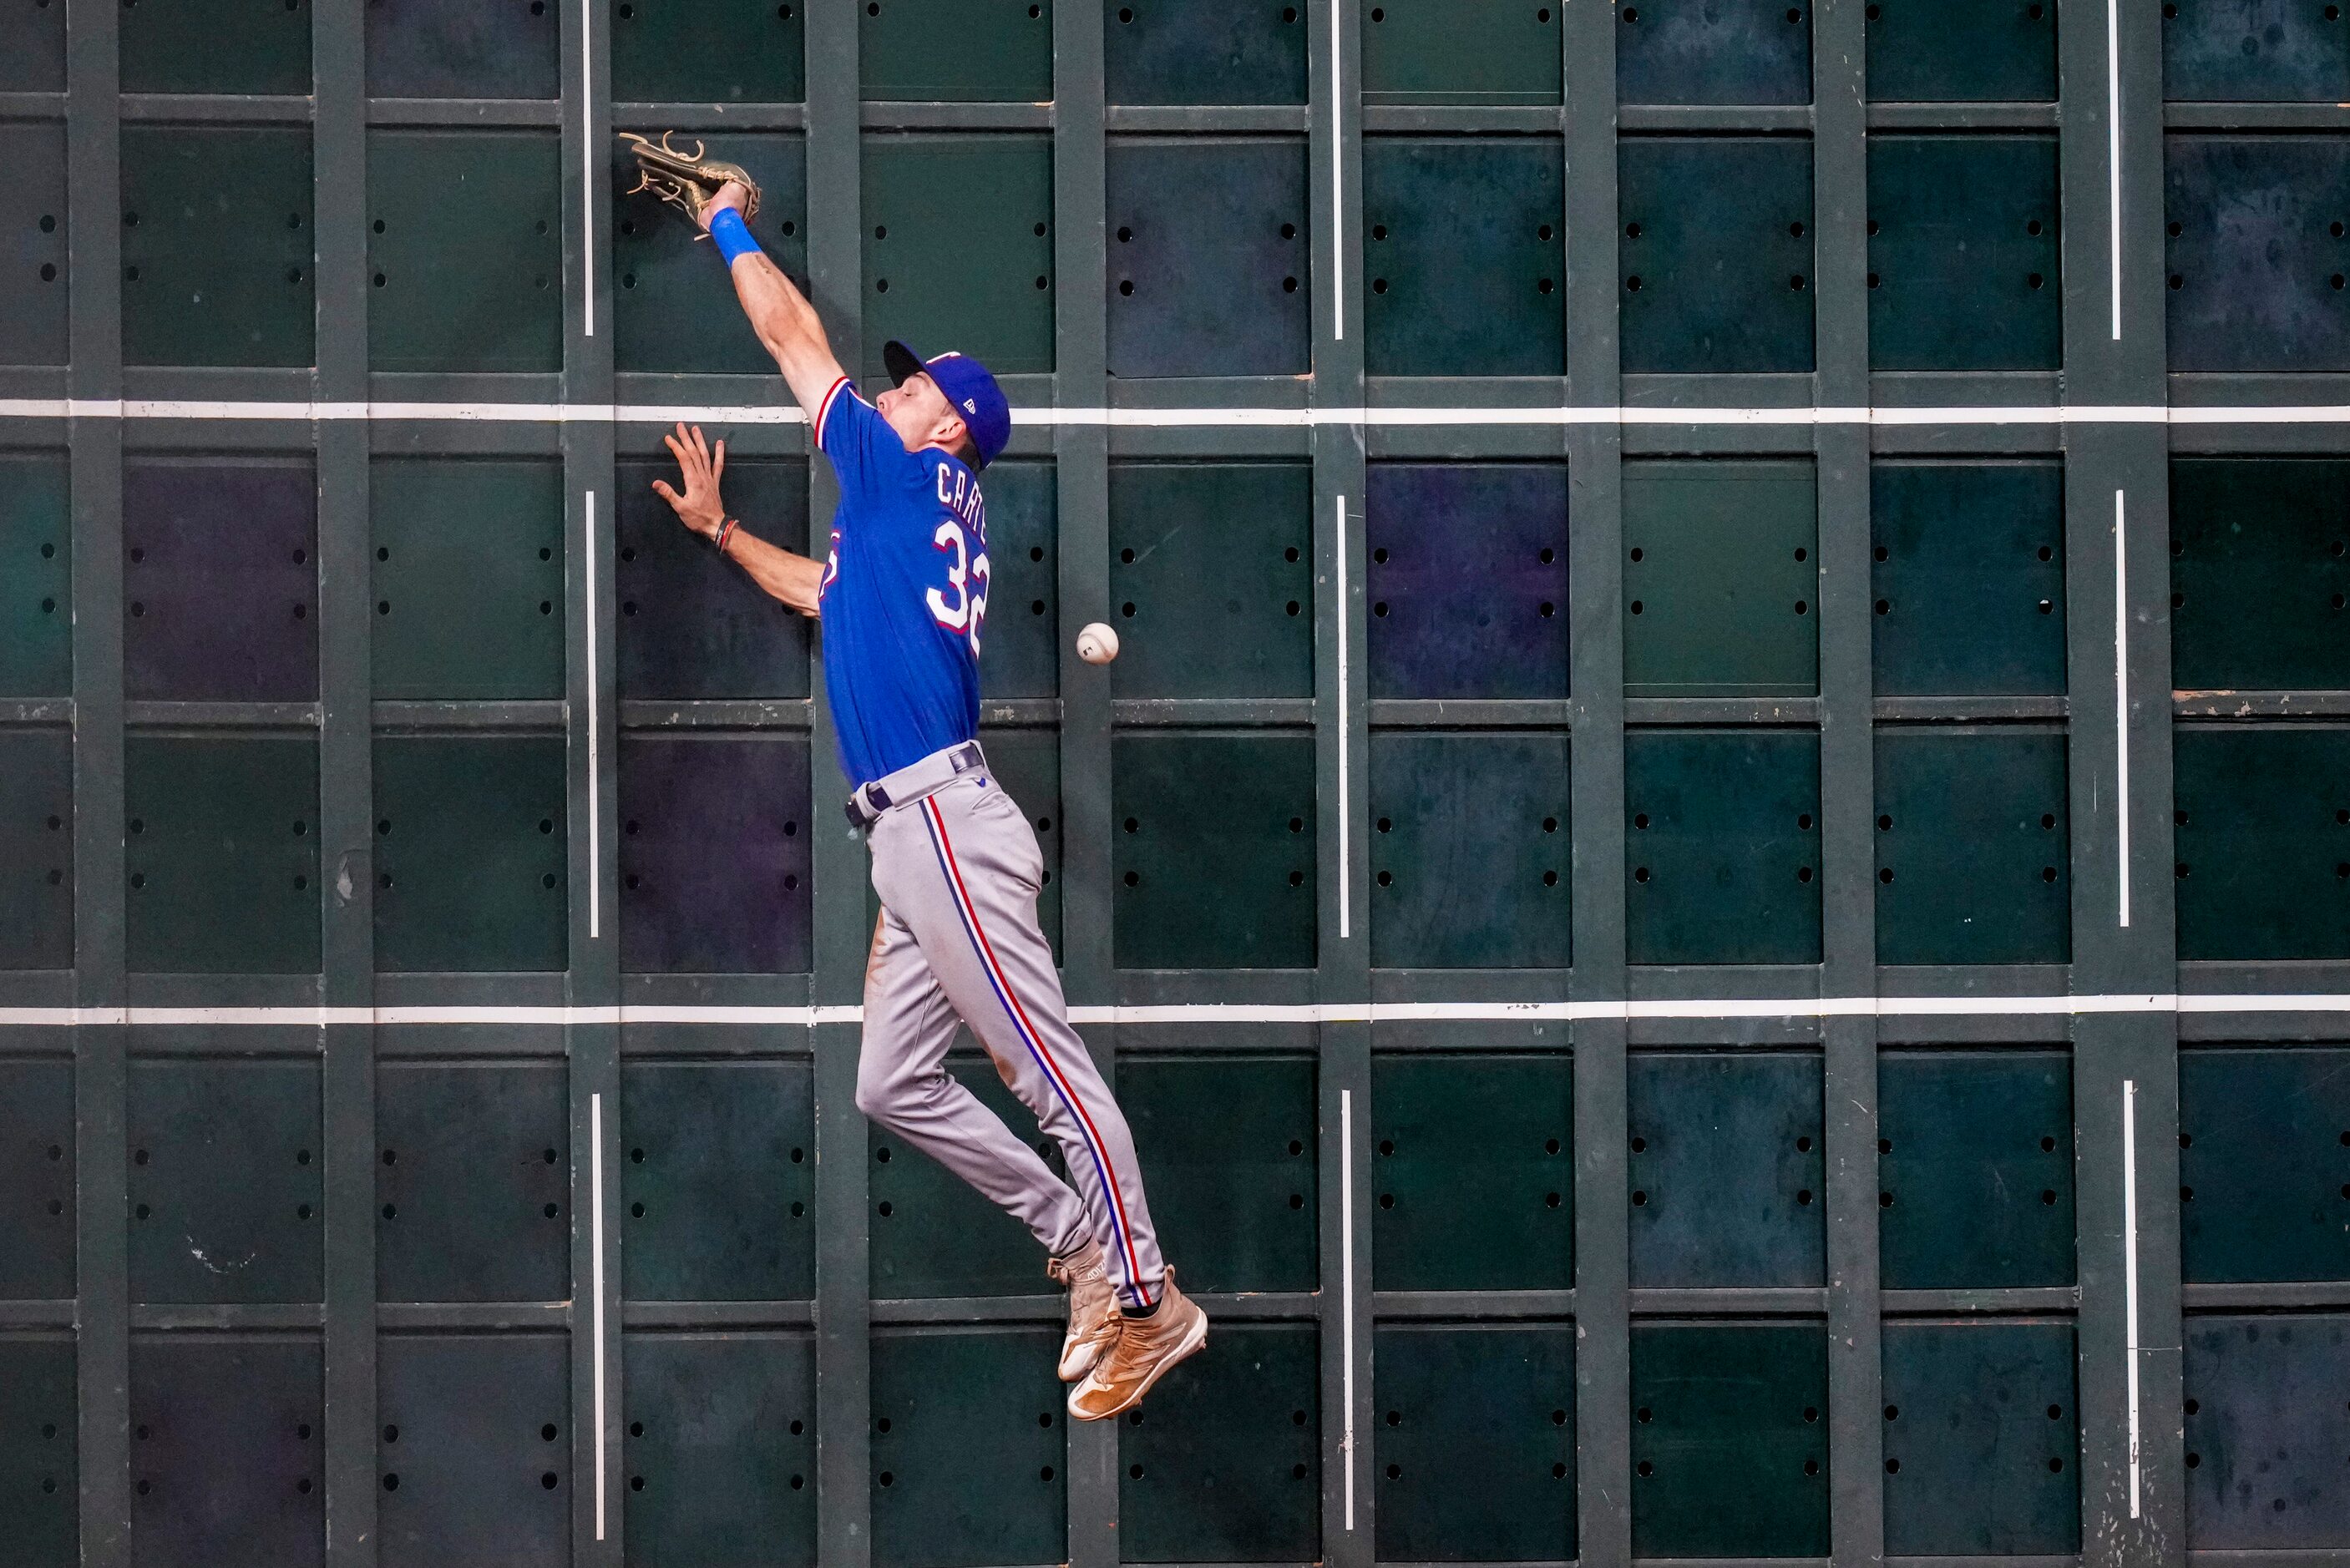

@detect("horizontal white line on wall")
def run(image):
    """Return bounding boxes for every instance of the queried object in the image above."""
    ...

[4,993,2348,1029]
[6,398,2350,428]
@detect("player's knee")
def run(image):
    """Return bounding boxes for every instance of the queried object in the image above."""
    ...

[853,1067,899,1124]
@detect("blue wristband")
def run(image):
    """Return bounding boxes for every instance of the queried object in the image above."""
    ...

[708,206,762,266]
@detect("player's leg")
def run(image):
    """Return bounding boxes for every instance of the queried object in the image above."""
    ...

[854,903,1096,1262]
[857,895,1127,1379]
[868,779,1171,1313]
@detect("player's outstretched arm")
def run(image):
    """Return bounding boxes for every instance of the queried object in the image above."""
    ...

[652,422,823,618]
[697,182,847,426]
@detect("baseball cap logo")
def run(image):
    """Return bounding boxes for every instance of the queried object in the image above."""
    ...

[963,398,976,412]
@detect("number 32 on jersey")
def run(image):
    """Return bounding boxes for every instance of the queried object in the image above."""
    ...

[925,458,990,656]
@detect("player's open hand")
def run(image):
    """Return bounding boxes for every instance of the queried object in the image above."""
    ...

[651,422,727,539]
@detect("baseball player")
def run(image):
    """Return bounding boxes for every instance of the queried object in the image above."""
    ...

[649,176,1206,1419]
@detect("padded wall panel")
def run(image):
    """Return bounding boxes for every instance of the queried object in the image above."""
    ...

[612,0,805,102]
[1624,730,1823,964]
[2180,1047,2350,1283]
[1121,1323,1319,1563]
[376,1063,570,1304]
[2185,1315,2350,1547]
[1623,459,1818,697]
[1628,1052,1825,1287]
[2165,136,2350,372]
[1880,1052,2075,1287]
[1618,0,1812,104]
[372,736,568,973]
[367,0,559,99]
[367,131,563,373]
[376,1334,570,1568]
[1107,0,1309,104]
[1363,138,1564,376]
[0,1336,74,1568]
[2170,458,2350,690]
[130,1335,322,1568]
[125,735,321,974]
[869,1329,1066,1568]
[624,1060,816,1302]
[623,1335,817,1568]
[123,458,317,702]
[1113,732,1316,969]
[1372,1054,1573,1291]
[1882,1322,2081,1555]
[121,126,314,368]
[1631,1324,1831,1557]
[371,459,565,699]
[620,736,813,974]
[0,453,70,697]
[0,1061,74,1299]
[1107,463,1313,698]
[0,124,67,366]
[1122,1056,1317,1293]
[2174,728,2350,961]
[0,730,73,971]
[1365,463,1570,701]
[1874,729,2071,965]
[1868,136,2062,370]
[614,136,806,375]
[1375,1325,1575,1561]
[615,455,810,701]
[862,136,1053,377]
[128,1060,322,1305]
[1107,139,1310,377]
[1619,139,1814,372]
[1865,0,2056,100]
[1369,731,1570,969]
[1871,460,2066,695]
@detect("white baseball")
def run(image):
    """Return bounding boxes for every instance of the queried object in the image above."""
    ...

[1076,621,1121,665]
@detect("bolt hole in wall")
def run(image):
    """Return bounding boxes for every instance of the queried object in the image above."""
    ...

[3,0,2350,1564]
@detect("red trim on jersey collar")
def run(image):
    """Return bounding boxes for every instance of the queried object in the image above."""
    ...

[813,375,853,447]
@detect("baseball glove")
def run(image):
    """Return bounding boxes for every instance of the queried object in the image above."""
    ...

[619,130,762,229]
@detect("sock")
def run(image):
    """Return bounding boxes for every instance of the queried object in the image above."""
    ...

[1121,1295,1162,1320]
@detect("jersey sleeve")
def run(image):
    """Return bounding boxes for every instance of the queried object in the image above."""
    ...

[813,375,916,503]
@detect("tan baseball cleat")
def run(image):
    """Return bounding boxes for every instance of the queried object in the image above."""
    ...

[1047,1242,1122,1383]
[1066,1268,1207,1422]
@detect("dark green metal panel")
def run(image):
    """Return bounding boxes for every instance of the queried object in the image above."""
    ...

[1871,459,2067,696]
[2162,0,2350,102]
[623,1060,815,1302]
[1867,136,2061,370]
[0,125,67,366]
[125,734,320,974]
[120,125,314,368]
[1122,1055,1317,1293]
[1625,731,1823,965]
[371,459,565,700]
[1121,1322,1319,1563]
[0,730,73,970]
[620,735,814,974]
[1623,459,1818,696]
[869,1328,1066,1568]
[1617,0,1812,106]
[2175,728,2350,961]
[130,1334,322,1568]
[2180,1047,2350,1284]
[1864,0,2056,100]
[375,1334,570,1568]
[611,0,806,102]
[364,0,559,99]
[0,1336,75,1568]
[1628,1053,1824,1287]
[1630,1323,1831,1558]
[625,1062,818,1307]
[1360,0,1563,104]
[1881,1321,2080,1555]
[375,1062,570,1304]
[1106,139,1312,378]
[1369,731,1570,969]
[616,455,810,701]
[860,135,1055,377]
[0,0,63,90]
[1874,729,2071,964]
[0,455,70,695]
[870,1057,1066,1299]
[2165,136,2350,372]
[372,735,569,973]
[1366,463,1571,701]
[0,1061,73,1298]
[974,462,1057,701]
[977,727,1061,959]
[622,1334,817,1568]
[614,134,807,376]
[127,1060,322,1305]
[1879,1051,2075,1288]
[2185,1314,2350,1547]
[1362,137,1564,375]
[119,0,311,94]
[2170,458,2350,691]
[1619,139,1814,373]
[122,456,319,704]
[1112,731,1316,969]
[367,130,564,373]
[859,0,1053,102]
[1374,1324,1575,1562]
[1370,1053,1573,1291]
[1107,461,1313,699]
[1105,0,1308,105]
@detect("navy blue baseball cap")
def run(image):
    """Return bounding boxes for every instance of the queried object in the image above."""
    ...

[883,340,1010,469]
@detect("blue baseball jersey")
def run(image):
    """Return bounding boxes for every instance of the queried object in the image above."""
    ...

[813,375,990,790]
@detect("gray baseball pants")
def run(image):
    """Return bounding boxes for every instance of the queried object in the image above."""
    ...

[856,770,1167,1308]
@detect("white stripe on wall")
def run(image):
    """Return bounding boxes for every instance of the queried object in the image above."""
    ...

[8,992,2350,1029]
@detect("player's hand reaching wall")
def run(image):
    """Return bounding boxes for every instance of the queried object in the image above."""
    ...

[694,177,849,425]
[651,422,824,618]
